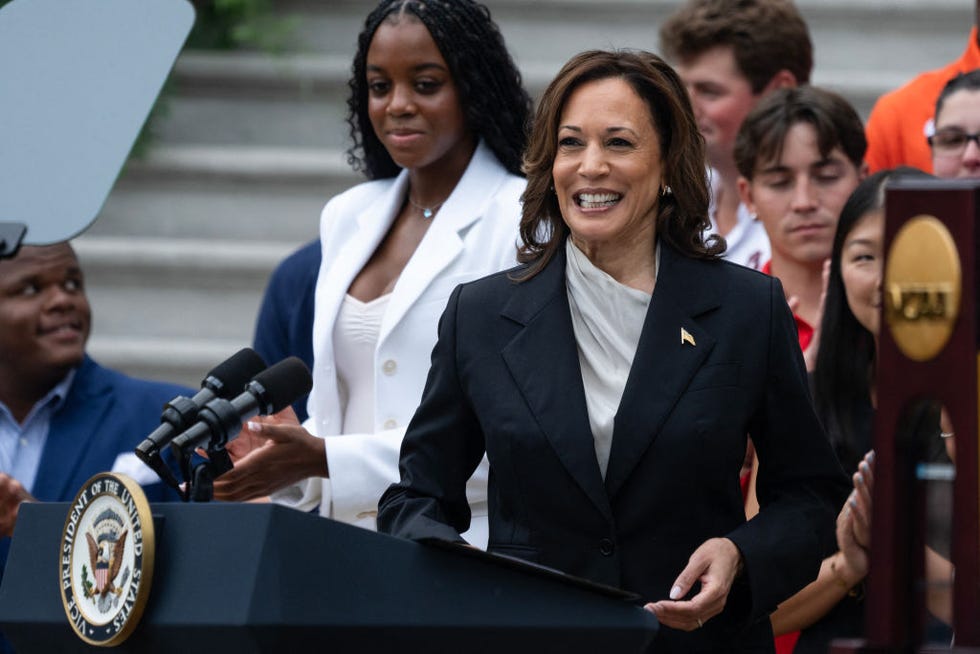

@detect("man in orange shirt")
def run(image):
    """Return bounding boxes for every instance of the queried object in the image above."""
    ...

[865,2,980,173]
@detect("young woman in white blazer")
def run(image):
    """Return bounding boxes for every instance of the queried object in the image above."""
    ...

[213,0,532,548]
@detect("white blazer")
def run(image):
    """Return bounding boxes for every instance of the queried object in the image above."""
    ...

[272,141,525,548]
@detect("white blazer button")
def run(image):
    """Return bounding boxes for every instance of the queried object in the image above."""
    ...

[383,419,398,429]
[382,359,397,375]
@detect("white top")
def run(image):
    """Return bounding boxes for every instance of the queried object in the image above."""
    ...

[271,141,525,550]
[706,167,770,271]
[334,294,390,436]
[565,239,653,478]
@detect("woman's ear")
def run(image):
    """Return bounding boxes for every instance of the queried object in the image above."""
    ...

[736,176,757,216]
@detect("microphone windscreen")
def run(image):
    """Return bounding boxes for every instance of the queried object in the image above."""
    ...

[252,357,313,414]
[206,348,267,398]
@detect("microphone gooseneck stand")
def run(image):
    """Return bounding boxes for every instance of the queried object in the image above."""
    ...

[182,445,233,503]
[173,396,246,503]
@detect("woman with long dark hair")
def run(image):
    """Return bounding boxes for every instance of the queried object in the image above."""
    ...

[379,49,847,653]
[216,0,531,549]
[771,167,954,651]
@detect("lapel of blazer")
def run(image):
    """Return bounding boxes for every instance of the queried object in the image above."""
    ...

[311,173,408,431]
[603,244,722,500]
[500,247,613,519]
[33,357,114,500]
[317,171,409,342]
[380,141,507,343]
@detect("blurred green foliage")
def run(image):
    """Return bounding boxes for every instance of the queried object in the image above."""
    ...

[188,0,297,53]
[131,0,297,156]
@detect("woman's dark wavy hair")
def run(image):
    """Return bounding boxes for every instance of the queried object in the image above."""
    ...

[517,50,723,278]
[812,166,930,472]
[346,0,531,179]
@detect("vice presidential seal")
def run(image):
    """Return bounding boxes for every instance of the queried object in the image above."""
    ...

[60,473,155,646]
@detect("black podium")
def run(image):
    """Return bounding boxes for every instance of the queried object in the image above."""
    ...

[0,503,657,653]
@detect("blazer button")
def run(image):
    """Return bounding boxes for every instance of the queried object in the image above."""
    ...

[382,359,397,375]
[599,538,615,556]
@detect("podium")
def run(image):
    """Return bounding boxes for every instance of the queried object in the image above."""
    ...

[0,502,657,653]
[831,178,980,652]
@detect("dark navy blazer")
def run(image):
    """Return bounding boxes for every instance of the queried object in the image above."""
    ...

[379,242,849,653]
[252,239,319,422]
[0,356,189,572]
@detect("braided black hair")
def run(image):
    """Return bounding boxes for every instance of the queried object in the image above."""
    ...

[346,0,531,179]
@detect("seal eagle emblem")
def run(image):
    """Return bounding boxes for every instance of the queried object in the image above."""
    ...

[83,508,130,612]
[60,472,155,647]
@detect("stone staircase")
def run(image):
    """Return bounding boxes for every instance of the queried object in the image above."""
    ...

[79,0,974,386]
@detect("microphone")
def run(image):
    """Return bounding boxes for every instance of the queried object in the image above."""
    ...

[169,356,313,456]
[134,347,267,466]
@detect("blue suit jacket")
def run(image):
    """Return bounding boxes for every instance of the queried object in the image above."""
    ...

[252,239,319,421]
[1,356,190,572]
[379,242,850,653]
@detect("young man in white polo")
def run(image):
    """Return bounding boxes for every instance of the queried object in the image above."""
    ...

[660,0,813,270]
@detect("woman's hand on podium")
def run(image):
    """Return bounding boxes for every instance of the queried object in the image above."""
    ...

[211,407,327,502]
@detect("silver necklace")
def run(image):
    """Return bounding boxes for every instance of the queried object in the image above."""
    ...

[407,193,446,219]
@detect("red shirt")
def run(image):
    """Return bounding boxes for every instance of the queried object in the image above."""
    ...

[761,261,814,351]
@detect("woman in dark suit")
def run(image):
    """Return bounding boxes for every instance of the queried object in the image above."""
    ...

[377,50,849,653]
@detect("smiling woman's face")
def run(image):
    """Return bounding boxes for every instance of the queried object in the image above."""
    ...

[840,209,884,338]
[552,77,663,255]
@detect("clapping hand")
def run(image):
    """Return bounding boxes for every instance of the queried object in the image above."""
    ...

[211,407,327,502]
[836,450,874,579]
[788,258,830,372]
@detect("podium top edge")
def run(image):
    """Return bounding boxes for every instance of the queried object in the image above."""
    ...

[887,177,980,191]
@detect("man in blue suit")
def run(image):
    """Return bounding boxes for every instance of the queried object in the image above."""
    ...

[252,239,319,422]
[0,242,189,573]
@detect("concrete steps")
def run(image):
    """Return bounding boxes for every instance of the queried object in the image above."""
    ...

[152,52,352,149]
[84,0,975,386]
[91,145,354,242]
[156,0,974,147]
[83,144,354,386]
[77,236,292,383]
